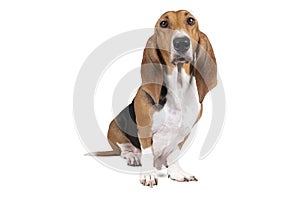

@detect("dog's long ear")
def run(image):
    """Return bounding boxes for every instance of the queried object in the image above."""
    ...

[194,31,217,103]
[141,34,164,105]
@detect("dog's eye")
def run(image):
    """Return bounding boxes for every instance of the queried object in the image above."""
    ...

[160,20,168,28]
[187,17,195,26]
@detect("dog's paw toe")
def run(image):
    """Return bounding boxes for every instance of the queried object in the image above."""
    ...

[140,173,158,188]
[122,152,141,166]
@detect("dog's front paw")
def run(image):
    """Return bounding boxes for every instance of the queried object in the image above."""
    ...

[168,170,197,182]
[167,163,198,182]
[140,173,158,188]
[121,152,141,166]
[125,152,141,166]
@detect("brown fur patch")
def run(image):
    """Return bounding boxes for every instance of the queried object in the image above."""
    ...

[134,88,156,149]
[107,120,131,154]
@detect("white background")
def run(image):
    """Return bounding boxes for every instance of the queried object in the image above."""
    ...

[1,0,300,199]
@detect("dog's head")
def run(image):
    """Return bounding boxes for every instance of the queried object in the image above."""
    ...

[141,10,217,104]
[154,10,199,65]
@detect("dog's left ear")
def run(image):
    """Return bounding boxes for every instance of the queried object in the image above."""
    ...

[141,34,164,105]
[194,31,217,103]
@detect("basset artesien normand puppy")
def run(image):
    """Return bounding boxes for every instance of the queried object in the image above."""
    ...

[86,10,217,187]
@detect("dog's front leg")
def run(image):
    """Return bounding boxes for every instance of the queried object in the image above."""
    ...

[139,137,157,187]
[134,89,158,187]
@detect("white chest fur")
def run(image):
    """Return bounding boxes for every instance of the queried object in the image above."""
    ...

[152,67,201,169]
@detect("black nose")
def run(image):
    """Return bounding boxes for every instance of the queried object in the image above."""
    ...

[173,36,190,54]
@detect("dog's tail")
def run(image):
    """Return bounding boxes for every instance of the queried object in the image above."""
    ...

[84,150,120,156]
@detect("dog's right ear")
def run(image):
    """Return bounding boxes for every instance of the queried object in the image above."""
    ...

[141,34,164,105]
[194,31,217,103]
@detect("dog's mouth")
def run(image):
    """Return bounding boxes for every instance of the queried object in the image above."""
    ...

[171,54,193,64]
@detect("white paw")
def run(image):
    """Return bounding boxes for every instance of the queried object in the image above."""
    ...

[168,170,197,182]
[167,162,198,182]
[121,152,141,166]
[140,173,158,188]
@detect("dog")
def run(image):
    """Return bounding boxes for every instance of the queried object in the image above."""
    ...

[87,10,217,187]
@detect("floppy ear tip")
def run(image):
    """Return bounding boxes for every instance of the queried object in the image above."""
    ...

[210,79,217,91]
[209,68,218,90]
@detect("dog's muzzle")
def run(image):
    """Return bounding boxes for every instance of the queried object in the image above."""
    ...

[171,35,193,64]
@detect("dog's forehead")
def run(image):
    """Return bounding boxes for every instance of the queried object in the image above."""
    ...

[158,10,195,21]
[155,10,197,31]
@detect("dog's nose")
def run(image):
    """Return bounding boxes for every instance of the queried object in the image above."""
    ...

[173,36,190,54]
